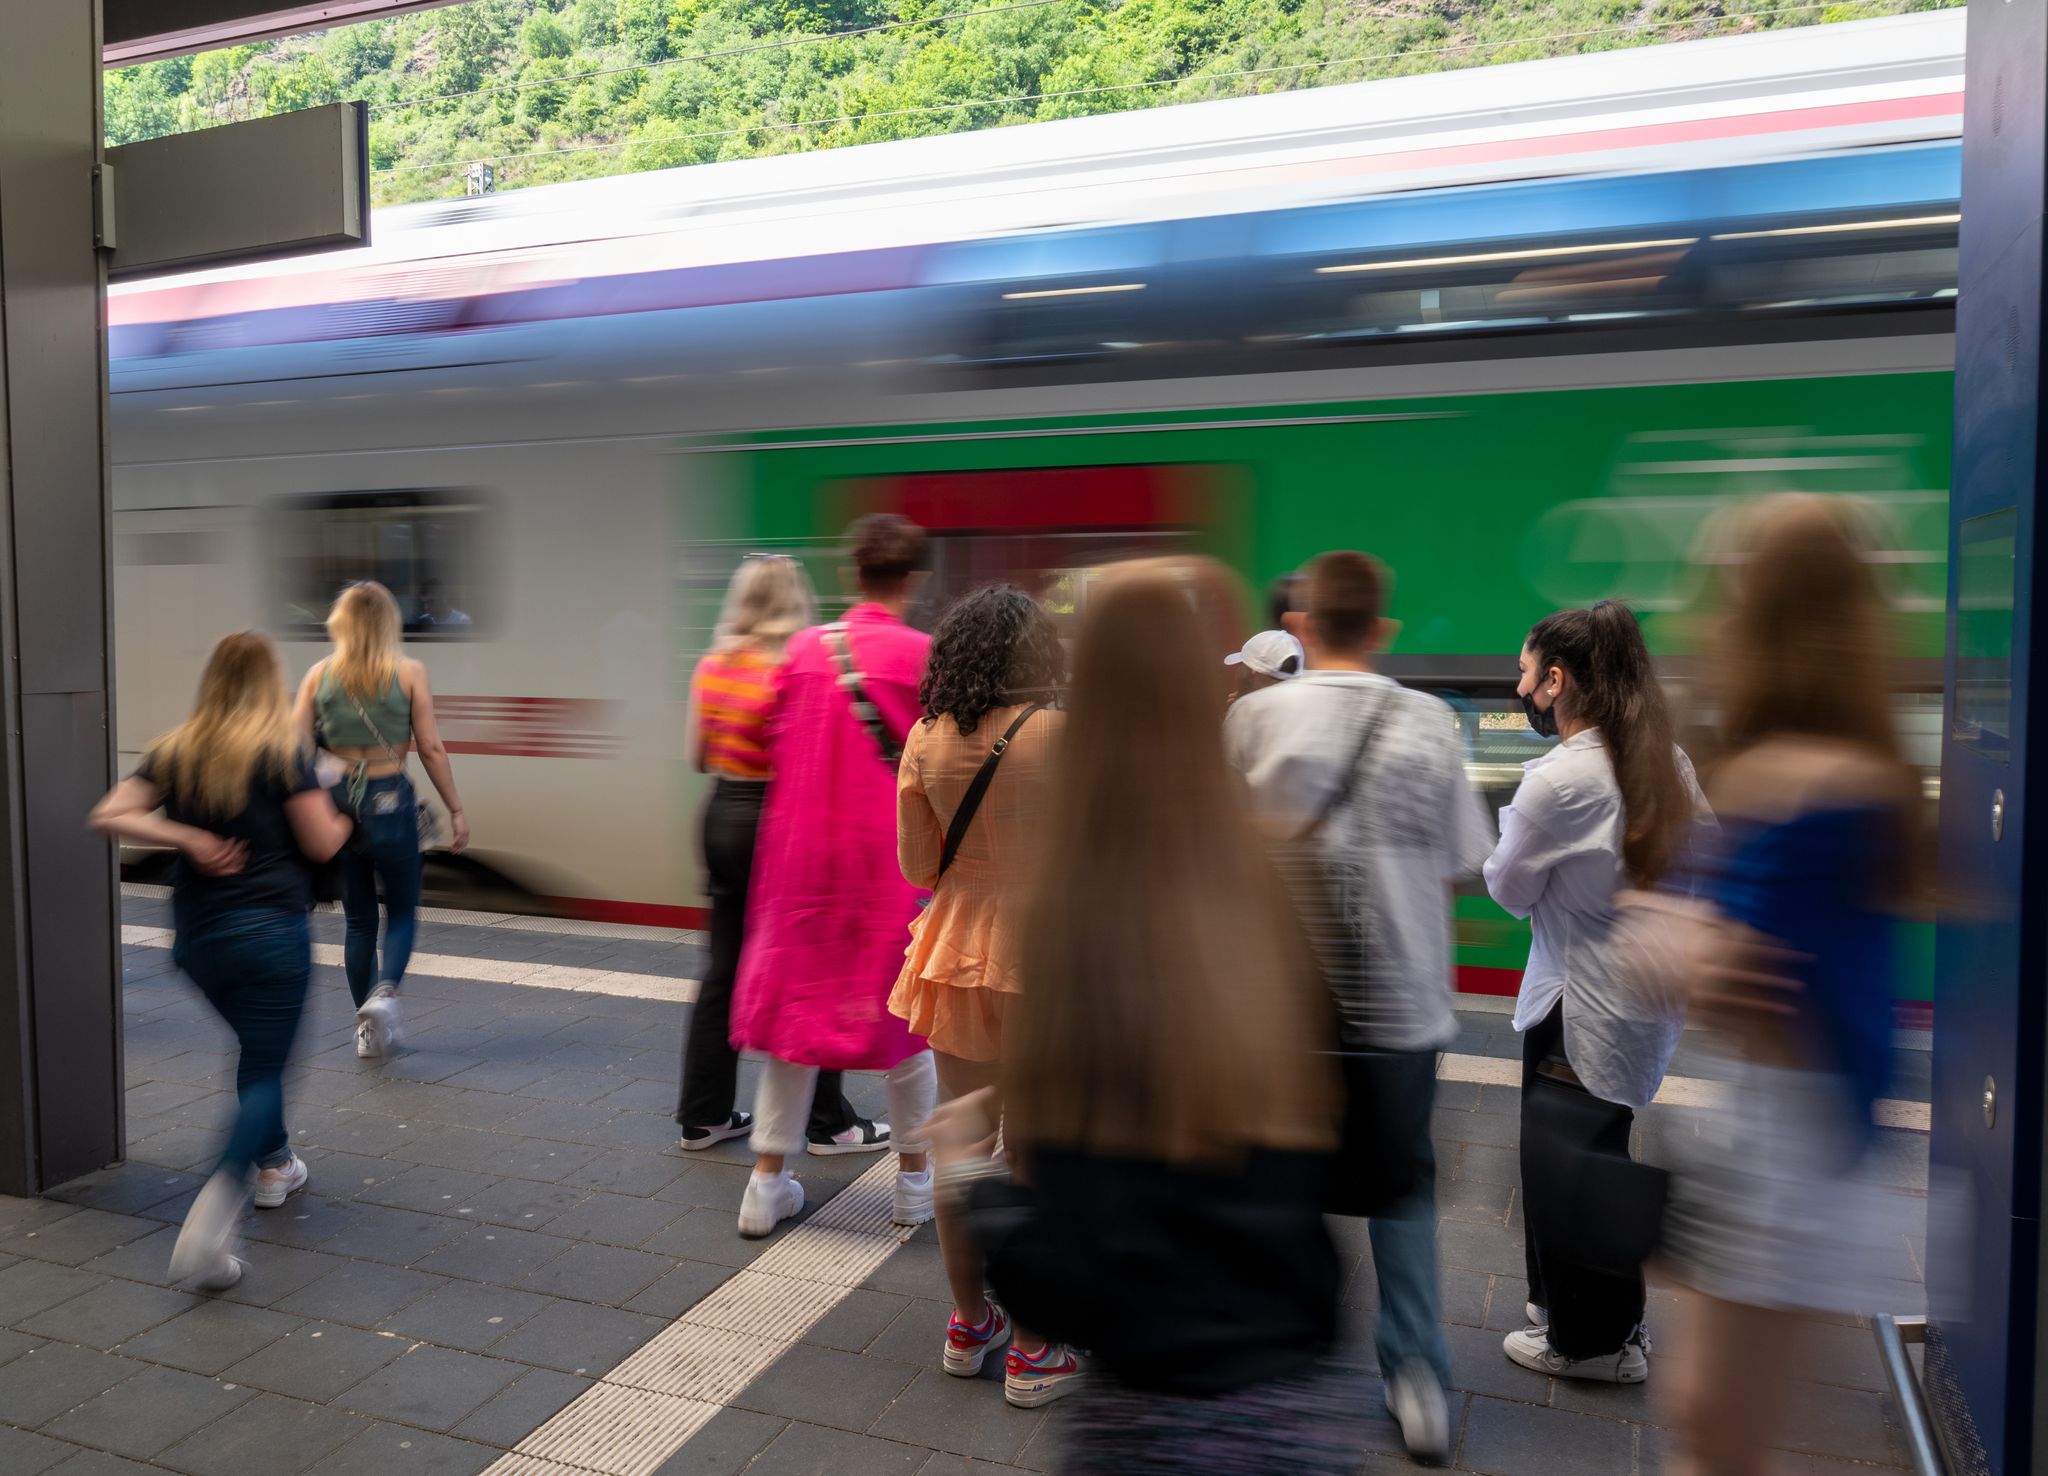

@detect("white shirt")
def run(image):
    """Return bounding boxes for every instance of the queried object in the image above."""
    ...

[1483,728,1708,1104]
[1226,670,1497,1052]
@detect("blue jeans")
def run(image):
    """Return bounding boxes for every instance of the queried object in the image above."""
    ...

[172,908,311,1177]
[339,773,423,1008]
[1368,1054,1451,1386]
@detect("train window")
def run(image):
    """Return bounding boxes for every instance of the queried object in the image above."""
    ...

[273,490,493,639]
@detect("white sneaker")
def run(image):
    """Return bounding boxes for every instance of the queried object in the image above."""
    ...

[1502,1326,1649,1383]
[191,1254,244,1292]
[1526,1301,1549,1330]
[893,1167,934,1228]
[806,1118,891,1156]
[736,1170,804,1238]
[357,985,402,1056]
[253,1152,309,1209]
[1384,1362,1451,1466]
[355,1019,378,1058]
[168,1170,246,1287]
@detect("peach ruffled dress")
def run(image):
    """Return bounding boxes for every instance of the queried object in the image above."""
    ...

[890,703,1062,1062]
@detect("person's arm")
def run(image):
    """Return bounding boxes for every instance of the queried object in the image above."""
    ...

[292,660,325,745]
[88,776,246,876]
[286,786,352,862]
[1481,778,1569,920]
[404,660,468,853]
[897,729,944,889]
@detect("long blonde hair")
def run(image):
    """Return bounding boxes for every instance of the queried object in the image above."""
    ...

[714,555,816,656]
[1008,570,1333,1163]
[327,582,402,700]
[144,632,301,817]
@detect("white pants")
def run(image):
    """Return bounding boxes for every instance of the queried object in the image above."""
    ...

[750,1050,935,1158]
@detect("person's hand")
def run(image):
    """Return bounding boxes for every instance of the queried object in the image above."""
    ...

[449,810,470,854]
[1692,923,1807,1058]
[183,830,247,877]
[926,1087,999,1169]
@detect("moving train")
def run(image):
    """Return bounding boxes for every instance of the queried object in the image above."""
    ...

[110,9,1963,998]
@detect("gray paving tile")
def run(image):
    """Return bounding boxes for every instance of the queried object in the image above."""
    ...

[484,1297,666,1375]
[731,1341,916,1432]
[0,1260,109,1321]
[742,1420,928,1475]
[868,1368,1045,1464]
[1443,1267,1492,1329]
[219,1321,409,1402]
[1457,1394,1634,1475]
[0,1324,42,1366]
[802,1289,914,1354]
[336,1344,524,1432]
[18,1280,200,1350]
[583,1111,686,1153]
[536,1191,682,1248]
[1433,1108,1520,1149]
[866,1297,954,1366]
[561,1147,691,1198]
[239,1194,365,1251]
[624,1260,735,1319]
[1455,1144,1521,1188]
[1438,1219,1530,1279]
[354,1165,504,1215]
[517,1240,670,1303]
[315,1203,473,1266]
[856,1239,949,1298]
[647,1406,786,1475]
[447,1367,591,1448]
[593,1077,677,1115]
[499,1099,619,1144]
[1484,1275,1537,1332]
[46,1166,207,1219]
[413,1225,572,1285]
[640,1206,773,1270]
[439,1061,552,1096]
[301,1422,497,1476]
[0,1197,85,1238]
[380,1280,551,1352]
[43,1362,254,1459]
[116,1300,301,1375]
[276,1261,448,1327]
[2,1209,161,1267]
[0,1424,74,1475]
[208,1243,347,1310]
[154,1390,370,1476]
[44,1452,161,1476]
[917,1458,1033,1476]
[77,1226,183,1287]
[450,1176,588,1230]
[1440,1175,1516,1228]
[655,1161,755,1212]
[1772,1382,1903,1466]
[0,1342,142,1426]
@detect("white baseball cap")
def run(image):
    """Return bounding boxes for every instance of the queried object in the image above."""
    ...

[1225,630,1305,681]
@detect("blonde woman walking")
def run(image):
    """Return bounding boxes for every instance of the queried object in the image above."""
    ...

[92,633,352,1289]
[294,581,468,1058]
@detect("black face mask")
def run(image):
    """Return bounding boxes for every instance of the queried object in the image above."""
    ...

[1521,687,1559,740]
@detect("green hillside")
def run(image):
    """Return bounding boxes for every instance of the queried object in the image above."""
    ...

[104,0,1961,207]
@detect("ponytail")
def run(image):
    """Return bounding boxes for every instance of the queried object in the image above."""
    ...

[1526,601,1689,887]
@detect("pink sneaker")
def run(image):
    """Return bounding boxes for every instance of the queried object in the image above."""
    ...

[1004,1340,1083,1407]
[943,1303,1009,1377]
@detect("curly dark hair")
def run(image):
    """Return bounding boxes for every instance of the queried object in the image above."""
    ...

[920,585,1065,736]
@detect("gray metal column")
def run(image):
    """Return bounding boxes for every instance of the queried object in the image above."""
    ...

[0,0,125,1195]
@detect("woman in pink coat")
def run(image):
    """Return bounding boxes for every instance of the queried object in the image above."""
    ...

[732,513,938,1237]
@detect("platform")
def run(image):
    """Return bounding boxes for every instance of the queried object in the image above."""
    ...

[0,893,1930,1475]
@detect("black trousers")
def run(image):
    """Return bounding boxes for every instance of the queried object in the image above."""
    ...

[1520,1003,1645,1358]
[678,778,856,1138]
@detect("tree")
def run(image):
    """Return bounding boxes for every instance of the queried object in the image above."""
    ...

[105,67,179,145]
[523,11,576,57]
[267,56,341,114]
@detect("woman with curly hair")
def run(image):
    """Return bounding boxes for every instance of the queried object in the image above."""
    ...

[891,584,1073,1406]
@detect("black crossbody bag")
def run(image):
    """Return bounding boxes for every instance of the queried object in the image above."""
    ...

[937,704,1047,879]
[824,623,904,767]
[1269,688,1434,1218]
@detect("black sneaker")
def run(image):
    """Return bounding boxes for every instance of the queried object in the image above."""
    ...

[679,1110,752,1151]
[807,1116,892,1156]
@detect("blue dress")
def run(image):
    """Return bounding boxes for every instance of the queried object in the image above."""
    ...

[1662,805,1911,1313]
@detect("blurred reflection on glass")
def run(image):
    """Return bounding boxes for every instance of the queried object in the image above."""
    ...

[1659,494,1926,1476]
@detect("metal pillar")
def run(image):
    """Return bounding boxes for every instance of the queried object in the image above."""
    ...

[1930,1,2048,1471]
[0,0,124,1195]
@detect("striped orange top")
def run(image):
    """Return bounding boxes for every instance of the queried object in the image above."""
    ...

[693,646,780,780]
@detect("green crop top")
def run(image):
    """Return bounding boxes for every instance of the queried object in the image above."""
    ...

[314,665,413,752]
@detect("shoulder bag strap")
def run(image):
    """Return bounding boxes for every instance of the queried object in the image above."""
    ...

[824,623,903,767]
[342,683,408,770]
[937,703,1047,879]
[1297,686,1395,843]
